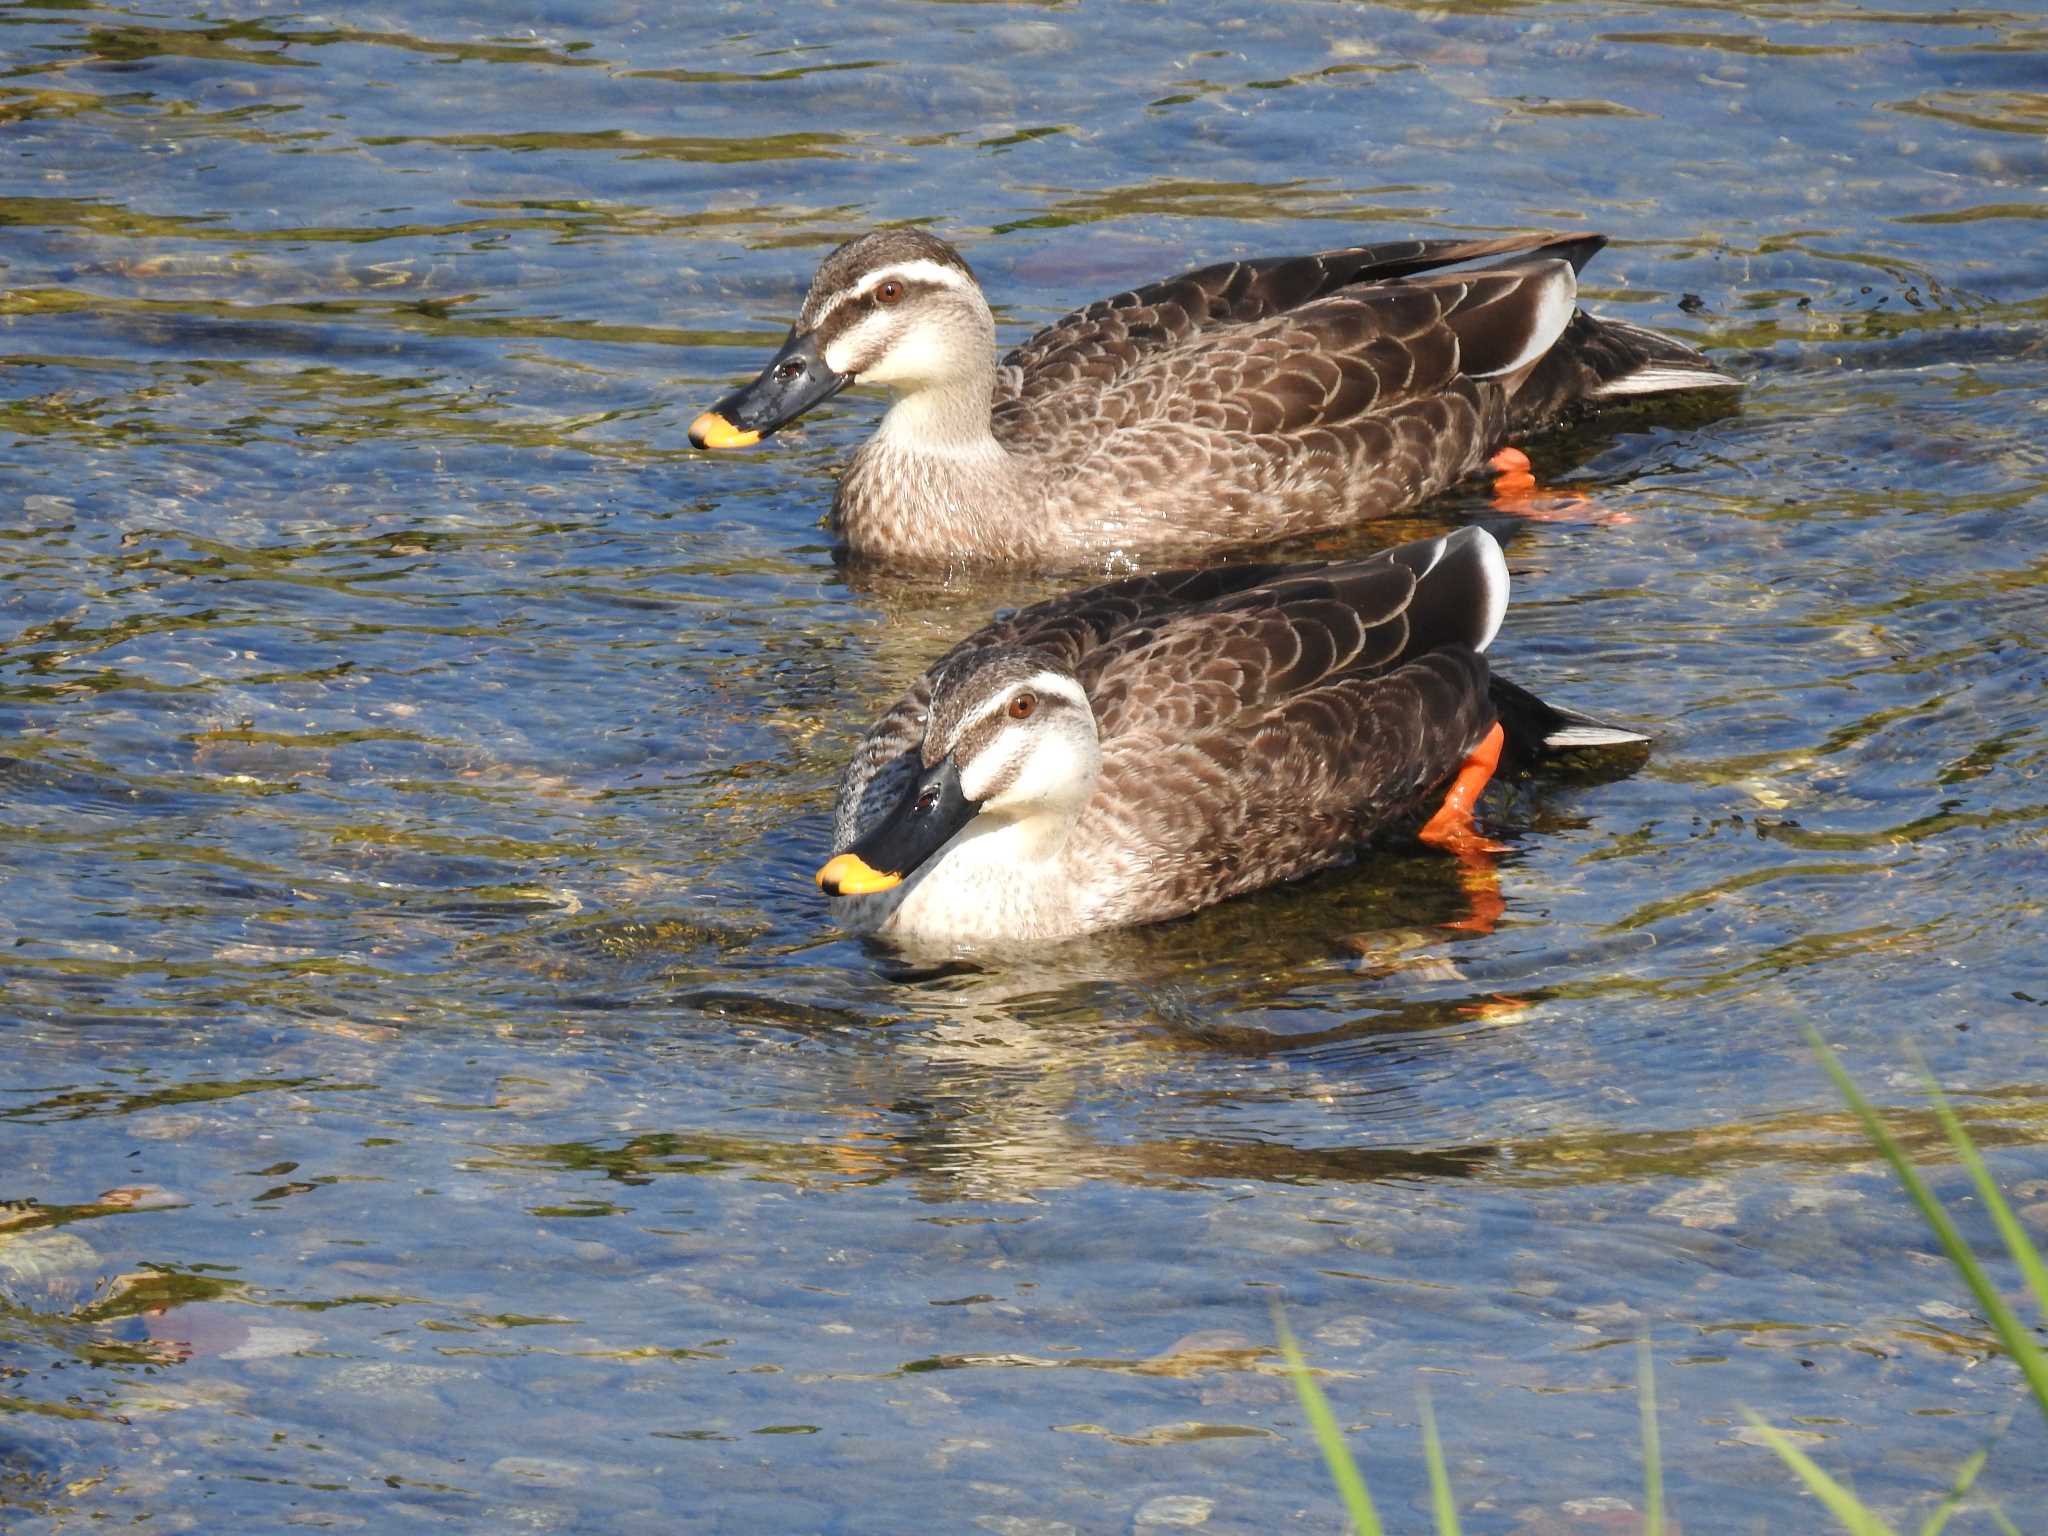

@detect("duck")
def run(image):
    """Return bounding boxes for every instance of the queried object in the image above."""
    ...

[690,227,1736,568]
[814,525,1645,945]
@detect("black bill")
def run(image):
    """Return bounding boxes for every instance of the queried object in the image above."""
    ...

[690,327,852,450]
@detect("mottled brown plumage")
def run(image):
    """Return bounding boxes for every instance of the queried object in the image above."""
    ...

[823,528,1646,945]
[695,229,1738,570]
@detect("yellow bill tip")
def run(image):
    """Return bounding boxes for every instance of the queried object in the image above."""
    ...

[816,853,902,897]
[688,410,761,450]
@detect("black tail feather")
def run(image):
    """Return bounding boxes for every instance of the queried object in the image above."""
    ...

[1509,308,1738,430]
[1489,674,1650,767]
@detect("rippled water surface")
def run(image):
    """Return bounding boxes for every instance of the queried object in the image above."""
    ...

[6,0,2048,1530]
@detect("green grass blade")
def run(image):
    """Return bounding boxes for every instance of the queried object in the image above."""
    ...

[1418,1391,1462,1536]
[1922,1073,2048,1323]
[1987,1506,2021,1536]
[1274,1309,1383,1536]
[1638,1336,1665,1536]
[1916,1447,1987,1536]
[1810,1031,2048,1414]
[1740,1411,1896,1536]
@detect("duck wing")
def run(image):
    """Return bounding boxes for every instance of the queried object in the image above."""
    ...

[991,260,1588,550]
[1077,527,1506,735]
[993,231,1604,416]
[1086,645,1496,926]
[1007,258,1581,451]
[831,530,1507,852]
[830,562,1297,849]
[1071,530,1512,922]
[1077,564,1420,741]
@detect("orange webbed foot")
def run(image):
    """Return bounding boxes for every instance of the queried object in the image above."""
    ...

[1488,445,1534,476]
[1419,722,1510,862]
[1487,446,1629,525]
[1423,823,1511,862]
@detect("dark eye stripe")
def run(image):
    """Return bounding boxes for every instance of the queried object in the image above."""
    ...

[817,281,941,346]
[976,689,1070,733]
[862,278,941,312]
[945,690,1077,768]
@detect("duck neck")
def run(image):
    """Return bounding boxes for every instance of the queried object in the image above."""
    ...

[875,368,1001,458]
[837,349,1044,563]
[831,391,1032,565]
[883,808,1084,943]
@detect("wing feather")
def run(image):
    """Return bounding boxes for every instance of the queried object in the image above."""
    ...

[831,564,1293,849]
[833,532,1512,876]
[995,230,1604,403]
[978,241,1587,565]
[1091,650,1495,925]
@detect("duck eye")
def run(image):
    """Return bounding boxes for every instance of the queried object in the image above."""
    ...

[914,786,939,813]
[876,279,904,305]
[1008,691,1038,720]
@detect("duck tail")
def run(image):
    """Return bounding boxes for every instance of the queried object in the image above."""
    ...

[1583,313,1741,400]
[1509,309,1738,429]
[1488,674,1650,762]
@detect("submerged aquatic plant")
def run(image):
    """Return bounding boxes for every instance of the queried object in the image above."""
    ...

[1277,1030,2048,1534]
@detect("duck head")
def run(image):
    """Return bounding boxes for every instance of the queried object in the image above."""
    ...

[691,228,997,450]
[817,647,1101,898]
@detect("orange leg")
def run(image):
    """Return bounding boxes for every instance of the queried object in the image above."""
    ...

[1443,857,1507,935]
[1487,447,1539,509]
[1486,446,1624,525]
[1419,721,1509,860]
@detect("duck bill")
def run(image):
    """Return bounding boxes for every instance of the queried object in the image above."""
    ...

[816,759,978,898]
[690,327,851,450]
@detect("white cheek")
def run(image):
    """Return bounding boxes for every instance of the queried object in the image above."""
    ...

[858,323,953,386]
[979,732,1092,811]
[822,331,863,376]
[960,734,1031,805]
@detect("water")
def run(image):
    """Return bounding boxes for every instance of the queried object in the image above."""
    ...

[4,0,2047,1530]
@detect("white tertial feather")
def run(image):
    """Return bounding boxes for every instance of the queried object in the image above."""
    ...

[1471,532,1509,654]
[1403,528,1509,653]
[1465,263,1577,380]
